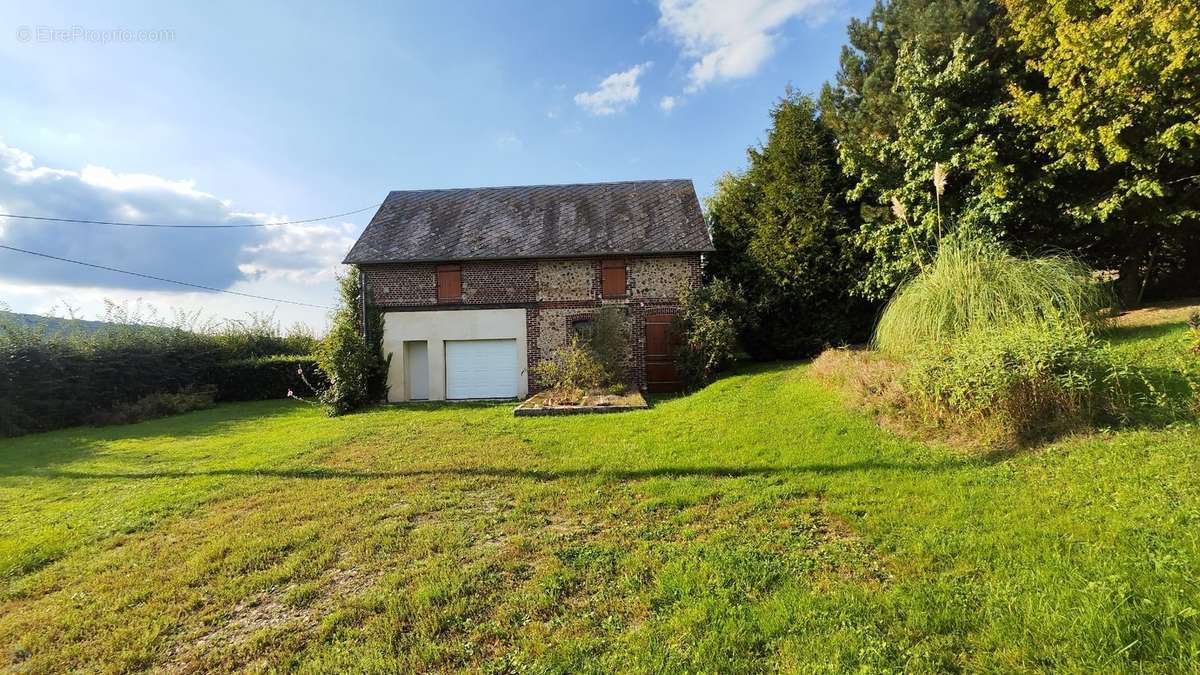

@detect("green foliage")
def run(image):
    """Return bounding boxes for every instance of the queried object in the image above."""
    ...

[673,279,744,389]
[314,268,389,416]
[902,318,1197,446]
[210,315,318,360]
[4,331,1200,671]
[707,90,875,357]
[873,236,1113,356]
[904,323,1111,445]
[1189,311,1200,353]
[587,307,630,388]
[532,336,605,399]
[818,0,1200,304]
[819,0,1056,298]
[208,355,326,402]
[0,304,321,436]
[1003,0,1200,304]
[86,387,217,427]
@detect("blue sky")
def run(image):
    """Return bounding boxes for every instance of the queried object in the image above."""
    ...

[0,0,871,330]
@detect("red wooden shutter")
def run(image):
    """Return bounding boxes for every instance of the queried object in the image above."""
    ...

[601,259,626,298]
[436,264,462,303]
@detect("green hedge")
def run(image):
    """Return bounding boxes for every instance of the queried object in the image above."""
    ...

[1,340,219,437]
[209,355,327,402]
[0,341,327,437]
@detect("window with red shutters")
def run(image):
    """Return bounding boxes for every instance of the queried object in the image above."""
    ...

[600,259,626,298]
[436,264,462,303]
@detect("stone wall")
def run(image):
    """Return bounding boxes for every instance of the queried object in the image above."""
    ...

[361,254,703,392]
[535,259,596,301]
[630,256,695,298]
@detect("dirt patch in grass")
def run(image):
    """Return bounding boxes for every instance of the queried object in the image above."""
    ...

[161,564,380,673]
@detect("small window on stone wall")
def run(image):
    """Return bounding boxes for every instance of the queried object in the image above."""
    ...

[601,259,626,298]
[570,316,594,340]
[436,264,462,303]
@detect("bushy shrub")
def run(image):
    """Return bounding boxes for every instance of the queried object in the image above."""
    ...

[814,236,1166,448]
[589,307,630,387]
[816,324,1162,448]
[86,387,216,427]
[209,355,326,402]
[674,279,744,389]
[873,236,1114,355]
[532,337,605,404]
[904,323,1112,446]
[314,268,389,416]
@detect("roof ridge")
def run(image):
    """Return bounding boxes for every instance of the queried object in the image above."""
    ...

[386,178,693,195]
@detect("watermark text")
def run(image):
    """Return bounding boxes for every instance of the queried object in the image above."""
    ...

[15,25,175,44]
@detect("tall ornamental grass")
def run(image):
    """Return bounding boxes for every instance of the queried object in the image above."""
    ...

[817,235,1156,448]
[873,237,1113,355]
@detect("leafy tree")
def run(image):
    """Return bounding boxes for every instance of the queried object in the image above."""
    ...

[820,0,1063,298]
[673,278,744,389]
[706,90,875,359]
[315,267,389,415]
[1003,0,1200,305]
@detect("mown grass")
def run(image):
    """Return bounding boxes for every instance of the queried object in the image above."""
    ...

[1,317,1198,672]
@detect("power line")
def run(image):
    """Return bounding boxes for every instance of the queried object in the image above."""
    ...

[0,244,333,310]
[0,203,380,229]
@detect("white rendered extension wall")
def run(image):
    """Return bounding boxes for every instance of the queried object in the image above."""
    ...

[381,308,528,402]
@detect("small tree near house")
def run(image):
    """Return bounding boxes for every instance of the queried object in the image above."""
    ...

[589,306,630,389]
[673,278,743,390]
[313,267,390,415]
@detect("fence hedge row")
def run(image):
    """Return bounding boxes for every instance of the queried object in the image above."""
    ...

[0,342,323,437]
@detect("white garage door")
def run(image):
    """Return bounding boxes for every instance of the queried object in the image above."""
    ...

[445,339,519,399]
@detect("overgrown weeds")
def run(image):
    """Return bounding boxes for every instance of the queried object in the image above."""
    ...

[817,237,1193,450]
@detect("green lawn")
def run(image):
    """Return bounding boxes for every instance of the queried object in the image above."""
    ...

[1,318,1198,672]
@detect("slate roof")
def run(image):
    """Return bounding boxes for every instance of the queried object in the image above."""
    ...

[343,179,712,264]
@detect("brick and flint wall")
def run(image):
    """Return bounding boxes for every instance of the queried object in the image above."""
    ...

[360,255,703,391]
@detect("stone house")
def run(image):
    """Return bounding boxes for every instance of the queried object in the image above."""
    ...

[342,179,713,402]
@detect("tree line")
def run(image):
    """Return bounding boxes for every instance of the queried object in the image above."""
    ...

[705,0,1200,360]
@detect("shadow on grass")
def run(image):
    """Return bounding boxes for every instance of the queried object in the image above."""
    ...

[2,457,972,481]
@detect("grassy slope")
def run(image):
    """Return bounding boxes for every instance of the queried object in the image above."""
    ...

[0,320,1197,672]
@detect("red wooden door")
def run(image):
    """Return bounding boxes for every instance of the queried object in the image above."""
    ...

[644,313,682,393]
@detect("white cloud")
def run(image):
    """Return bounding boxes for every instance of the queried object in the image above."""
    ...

[659,95,680,112]
[0,138,359,331]
[657,0,834,91]
[240,221,358,285]
[574,62,652,116]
